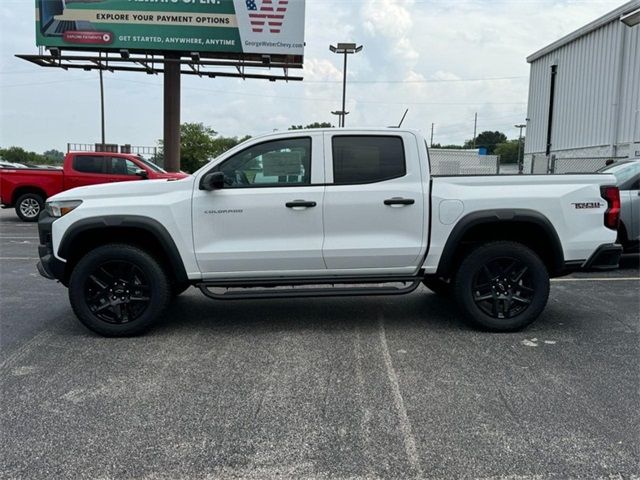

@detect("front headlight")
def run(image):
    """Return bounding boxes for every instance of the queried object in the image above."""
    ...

[45,200,83,218]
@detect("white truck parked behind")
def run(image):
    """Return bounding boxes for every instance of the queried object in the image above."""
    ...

[37,129,622,336]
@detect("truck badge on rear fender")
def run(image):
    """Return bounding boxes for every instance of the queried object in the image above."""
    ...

[571,202,603,209]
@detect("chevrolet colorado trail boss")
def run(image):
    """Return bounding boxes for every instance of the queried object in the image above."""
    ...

[36,129,622,336]
[0,151,186,222]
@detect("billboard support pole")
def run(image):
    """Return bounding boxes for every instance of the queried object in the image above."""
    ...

[164,54,181,172]
[99,68,106,147]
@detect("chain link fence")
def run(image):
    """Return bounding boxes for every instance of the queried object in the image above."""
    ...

[429,149,501,175]
[530,154,626,174]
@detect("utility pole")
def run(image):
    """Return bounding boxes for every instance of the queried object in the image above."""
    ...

[472,112,478,148]
[430,123,434,147]
[330,43,363,127]
[99,68,105,148]
[515,123,526,174]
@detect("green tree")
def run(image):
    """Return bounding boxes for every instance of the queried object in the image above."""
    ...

[0,147,46,165]
[289,122,334,130]
[157,123,250,173]
[464,131,507,154]
[494,139,523,164]
[43,149,65,163]
[430,143,464,149]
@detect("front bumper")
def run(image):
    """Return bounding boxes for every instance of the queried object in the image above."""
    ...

[37,211,66,282]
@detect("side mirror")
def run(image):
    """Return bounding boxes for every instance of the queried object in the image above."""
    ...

[199,171,225,191]
[135,169,149,179]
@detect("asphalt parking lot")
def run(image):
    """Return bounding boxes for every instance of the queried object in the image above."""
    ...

[1,208,638,480]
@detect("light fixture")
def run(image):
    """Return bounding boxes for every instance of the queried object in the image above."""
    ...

[621,8,640,26]
[119,49,130,59]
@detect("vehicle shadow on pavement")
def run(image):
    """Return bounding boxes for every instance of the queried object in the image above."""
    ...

[152,288,507,336]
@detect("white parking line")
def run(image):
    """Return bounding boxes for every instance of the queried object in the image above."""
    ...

[0,237,39,239]
[552,277,639,282]
[378,314,423,477]
[0,257,39,260]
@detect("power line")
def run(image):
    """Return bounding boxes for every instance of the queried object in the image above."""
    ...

[302,76,527,84]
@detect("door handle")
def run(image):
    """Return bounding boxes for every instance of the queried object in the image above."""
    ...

[384,197,415,206]
[286,200,317,208]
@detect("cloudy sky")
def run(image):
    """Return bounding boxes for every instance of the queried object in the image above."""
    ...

[0,0,624,153]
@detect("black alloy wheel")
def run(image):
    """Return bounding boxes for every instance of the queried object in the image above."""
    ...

[472,257,534,319]
[453,241,550,332]
[69,244,171,336]
[85,260,151,324]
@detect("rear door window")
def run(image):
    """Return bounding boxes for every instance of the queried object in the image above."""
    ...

[73,155,107,174]
[332,136,405,184]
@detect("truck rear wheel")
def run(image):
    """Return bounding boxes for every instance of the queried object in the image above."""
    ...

[452,241,549,332]
[68,244,171,337]
[15,193,44,222]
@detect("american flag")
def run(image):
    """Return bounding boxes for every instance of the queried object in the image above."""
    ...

[245,0,288,34]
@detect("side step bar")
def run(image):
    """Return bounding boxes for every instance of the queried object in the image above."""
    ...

[196,275,423,301]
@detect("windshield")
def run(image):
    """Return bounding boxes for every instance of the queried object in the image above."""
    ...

[136,157,167,173]
[598,161,640,184]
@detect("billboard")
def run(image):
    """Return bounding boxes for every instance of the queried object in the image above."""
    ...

[35,0,305,59]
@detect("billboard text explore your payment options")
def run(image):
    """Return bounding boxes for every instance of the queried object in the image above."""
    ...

[35,0,305,58]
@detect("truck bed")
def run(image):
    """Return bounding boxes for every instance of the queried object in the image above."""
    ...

[0,168,64,206]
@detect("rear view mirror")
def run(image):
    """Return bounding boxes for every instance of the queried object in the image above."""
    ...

[199,171,225,191]
[135,169,148,179]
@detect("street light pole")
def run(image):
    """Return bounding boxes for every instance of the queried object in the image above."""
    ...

[515,123,526,174]
[341,51,348,128]
[330,43,362,127]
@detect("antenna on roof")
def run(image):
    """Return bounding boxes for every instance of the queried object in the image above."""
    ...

[388,109,409,128]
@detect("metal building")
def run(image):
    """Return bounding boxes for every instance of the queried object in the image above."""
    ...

[524,1,640,173]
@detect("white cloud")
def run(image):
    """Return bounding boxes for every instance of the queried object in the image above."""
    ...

[362,0,419,65]
[302,58,343,82]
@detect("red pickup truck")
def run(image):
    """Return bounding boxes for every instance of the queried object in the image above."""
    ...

[0,152,187,221]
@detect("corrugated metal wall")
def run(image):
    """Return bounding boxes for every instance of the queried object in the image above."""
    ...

[525,21,640,155]
[618,24,640,144]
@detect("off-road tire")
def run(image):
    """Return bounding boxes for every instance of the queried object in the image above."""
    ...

[453,241,549,332]
[68,244,171,337]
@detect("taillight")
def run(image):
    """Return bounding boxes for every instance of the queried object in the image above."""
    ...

[600,185,620,230]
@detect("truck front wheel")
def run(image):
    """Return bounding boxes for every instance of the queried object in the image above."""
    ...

[68,244,171,337]
[15,193,44,222]
[452,241,550,332]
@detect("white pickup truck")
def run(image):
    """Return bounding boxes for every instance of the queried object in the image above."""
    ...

[37,129,622,336]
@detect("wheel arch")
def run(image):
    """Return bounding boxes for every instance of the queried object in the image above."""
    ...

[436,209,565,278]
[58,216,189,286]
[12,186,47,205]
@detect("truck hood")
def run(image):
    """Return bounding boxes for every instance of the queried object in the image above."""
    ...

[49,176,194,202]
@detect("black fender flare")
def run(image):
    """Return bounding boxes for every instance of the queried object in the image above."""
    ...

[58,215,189,285]
[435,209,565,277]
